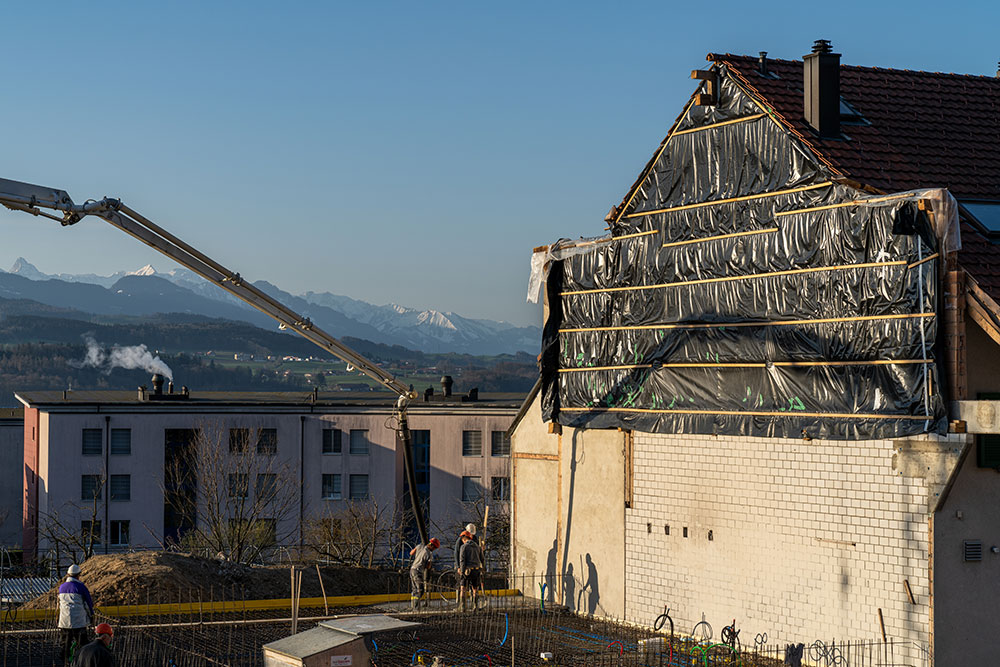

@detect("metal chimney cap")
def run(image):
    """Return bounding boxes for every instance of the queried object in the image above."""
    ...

[811,39,833,54]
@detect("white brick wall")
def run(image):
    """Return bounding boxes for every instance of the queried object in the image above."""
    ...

[626,432,931,665]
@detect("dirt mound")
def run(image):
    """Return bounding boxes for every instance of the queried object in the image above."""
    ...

[23,551,410,609]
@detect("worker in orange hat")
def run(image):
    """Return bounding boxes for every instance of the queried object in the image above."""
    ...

[72,622,113,667]
[409,537,440,609]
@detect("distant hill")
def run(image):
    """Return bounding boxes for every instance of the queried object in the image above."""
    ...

[7,258,541,355]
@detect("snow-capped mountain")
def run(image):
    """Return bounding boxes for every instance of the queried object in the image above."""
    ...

[6,258,540,355]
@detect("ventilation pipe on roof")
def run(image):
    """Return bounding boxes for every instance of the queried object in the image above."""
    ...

[803,39,841,138]
[758,51,768,76]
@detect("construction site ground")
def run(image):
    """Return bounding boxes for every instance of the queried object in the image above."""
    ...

[21,551,413,608]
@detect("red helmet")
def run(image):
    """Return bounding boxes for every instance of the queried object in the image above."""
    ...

[95,623,114,637]
[428,538,440,549]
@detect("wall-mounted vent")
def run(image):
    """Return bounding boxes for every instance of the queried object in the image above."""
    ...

[965,540,983,562]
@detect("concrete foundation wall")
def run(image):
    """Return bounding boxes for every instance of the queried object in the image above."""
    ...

[624,432,967,666]
[512,394,626,618]
[933,449,1000,665]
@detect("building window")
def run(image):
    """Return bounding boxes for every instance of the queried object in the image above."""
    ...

[322,428,343,454]
[412,430,430,487]
[462,476,483,502]
[256,519,277,546]
[109,475,131,502]
[81,475,102,501]
[229,428,250,453]
[491,476,510,502]
[462,431,482,456]
[491,431,510,457]
[82,429,102,456]
[81,520,101,545]
[256,474,277,501]
[349,430,370,455]
[257,428,278,455]
[110,520,130,546]
[349,474,369,500]
[110,429,132,455]
[228,473,249,499]
[322,474,342,500]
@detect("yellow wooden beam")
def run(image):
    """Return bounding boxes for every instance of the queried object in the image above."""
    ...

[670,113,767,136]
[558,311,934,334]
[561,407,934,420]
[624,182,832,219]
[560,260,906,297]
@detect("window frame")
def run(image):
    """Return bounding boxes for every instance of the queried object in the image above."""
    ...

[462,475,483,502]
[490,431,510,457]
[228,473,250,499]
[322,428,343,455]
[81,520,102,545]
[321,473,342,500]
[81,474,102,501]
[110,428,132,456]
[349,429,370,456]
[110,520,130,547]
[257,428,278,455]
[491,476,510,502]
[82,429,103,456]
[109,474,131,502]
[462,430,483,457]
[348,474,370,500]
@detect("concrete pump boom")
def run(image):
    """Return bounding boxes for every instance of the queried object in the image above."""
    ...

[0,176,430,547]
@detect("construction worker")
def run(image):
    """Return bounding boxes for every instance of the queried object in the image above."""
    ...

[459,530,484,611]
[58,564,94,665]
[409,537,439,609]
[453,523,476,609]
[72,622,114,667]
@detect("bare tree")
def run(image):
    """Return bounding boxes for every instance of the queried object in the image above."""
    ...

[304,497,391,567]
[161,423,298,564]
[39,475,105,561]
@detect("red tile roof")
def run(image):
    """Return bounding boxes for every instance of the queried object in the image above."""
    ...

[708,53,1000,199]
[709,52,1000,301]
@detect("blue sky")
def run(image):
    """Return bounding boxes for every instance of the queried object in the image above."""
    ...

[0,1,995,326]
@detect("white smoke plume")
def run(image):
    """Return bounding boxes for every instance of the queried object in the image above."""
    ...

[74,336,174,381]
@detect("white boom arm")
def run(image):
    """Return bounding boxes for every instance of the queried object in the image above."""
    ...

[0,176,430,545]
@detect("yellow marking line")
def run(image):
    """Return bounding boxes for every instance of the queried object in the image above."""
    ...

[560,260,906,296]
[3,590,521,623]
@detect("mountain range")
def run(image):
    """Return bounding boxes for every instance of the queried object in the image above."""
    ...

[0,259,540,355]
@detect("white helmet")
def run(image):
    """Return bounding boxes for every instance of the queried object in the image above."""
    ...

[465,523,477,535]
[67,564,81,577]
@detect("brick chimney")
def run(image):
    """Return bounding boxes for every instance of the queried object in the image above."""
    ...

[803,39,841,138]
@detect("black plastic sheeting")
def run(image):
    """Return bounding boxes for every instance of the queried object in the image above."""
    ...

[539,68,947,440]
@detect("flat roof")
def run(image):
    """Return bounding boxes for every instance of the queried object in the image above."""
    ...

[14,390,526,412]
[262,626,358,658]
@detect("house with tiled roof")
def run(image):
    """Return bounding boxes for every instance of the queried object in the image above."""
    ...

[510,41,1000,665]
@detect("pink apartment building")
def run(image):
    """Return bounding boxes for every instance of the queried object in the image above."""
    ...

[18,383,522,561]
